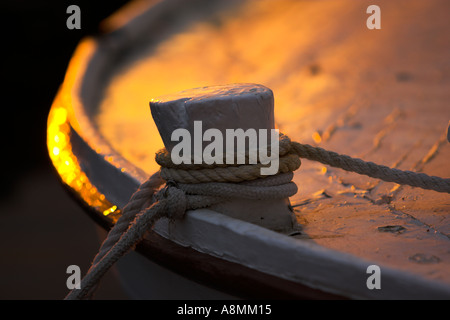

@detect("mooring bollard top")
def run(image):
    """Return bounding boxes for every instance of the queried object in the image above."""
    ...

[149,83,275,152]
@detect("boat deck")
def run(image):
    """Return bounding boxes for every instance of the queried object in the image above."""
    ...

[93,0,449,288]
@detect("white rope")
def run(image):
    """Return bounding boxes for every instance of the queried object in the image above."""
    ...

[65,172,296,300]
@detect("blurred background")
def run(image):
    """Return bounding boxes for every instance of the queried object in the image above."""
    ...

[0,0,131,299]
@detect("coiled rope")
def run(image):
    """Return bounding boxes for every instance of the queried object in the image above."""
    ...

[65,133,450,300]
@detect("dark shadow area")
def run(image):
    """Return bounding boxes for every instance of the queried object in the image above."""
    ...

[0,0,131,299]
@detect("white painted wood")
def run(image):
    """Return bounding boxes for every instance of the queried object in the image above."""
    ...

[149,83,298,232]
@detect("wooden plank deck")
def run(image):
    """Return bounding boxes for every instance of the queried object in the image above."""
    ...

[94,0,450,287]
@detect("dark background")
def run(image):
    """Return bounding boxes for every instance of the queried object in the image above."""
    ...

[0,0,131,299]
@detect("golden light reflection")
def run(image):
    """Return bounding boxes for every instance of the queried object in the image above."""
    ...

[96,0,351,173]
[312,132,322,144]
[47,102,121,224]
[46,36,124,226]
[103,205,118,216]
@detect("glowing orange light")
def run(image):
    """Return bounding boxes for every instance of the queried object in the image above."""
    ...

[53,146,60,156]
[312,132,322,144]
[47,41,121,224]
[103,205,118,216]
[53,108,67,125]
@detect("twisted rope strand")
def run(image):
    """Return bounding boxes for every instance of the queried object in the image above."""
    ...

[91,172,164,267]
[65,197,170,300]
[290,142,450,193]
[160,153,301,183]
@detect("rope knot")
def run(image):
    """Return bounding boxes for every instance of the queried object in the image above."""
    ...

[161,180,187,220]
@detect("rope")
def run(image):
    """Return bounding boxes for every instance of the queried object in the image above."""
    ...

[159,153,301,183]
[65,132,449,300]
[290,142,450,194]
[65,172,296,300]
[158,134,450,193]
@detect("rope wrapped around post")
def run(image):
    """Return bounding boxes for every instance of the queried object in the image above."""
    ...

[65,133,450,300]
[158,133,450,193]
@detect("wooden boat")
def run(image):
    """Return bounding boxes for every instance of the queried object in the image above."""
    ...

[47,0,450,299]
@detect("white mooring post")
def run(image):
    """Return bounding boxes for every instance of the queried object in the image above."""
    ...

[150,83,298,233]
